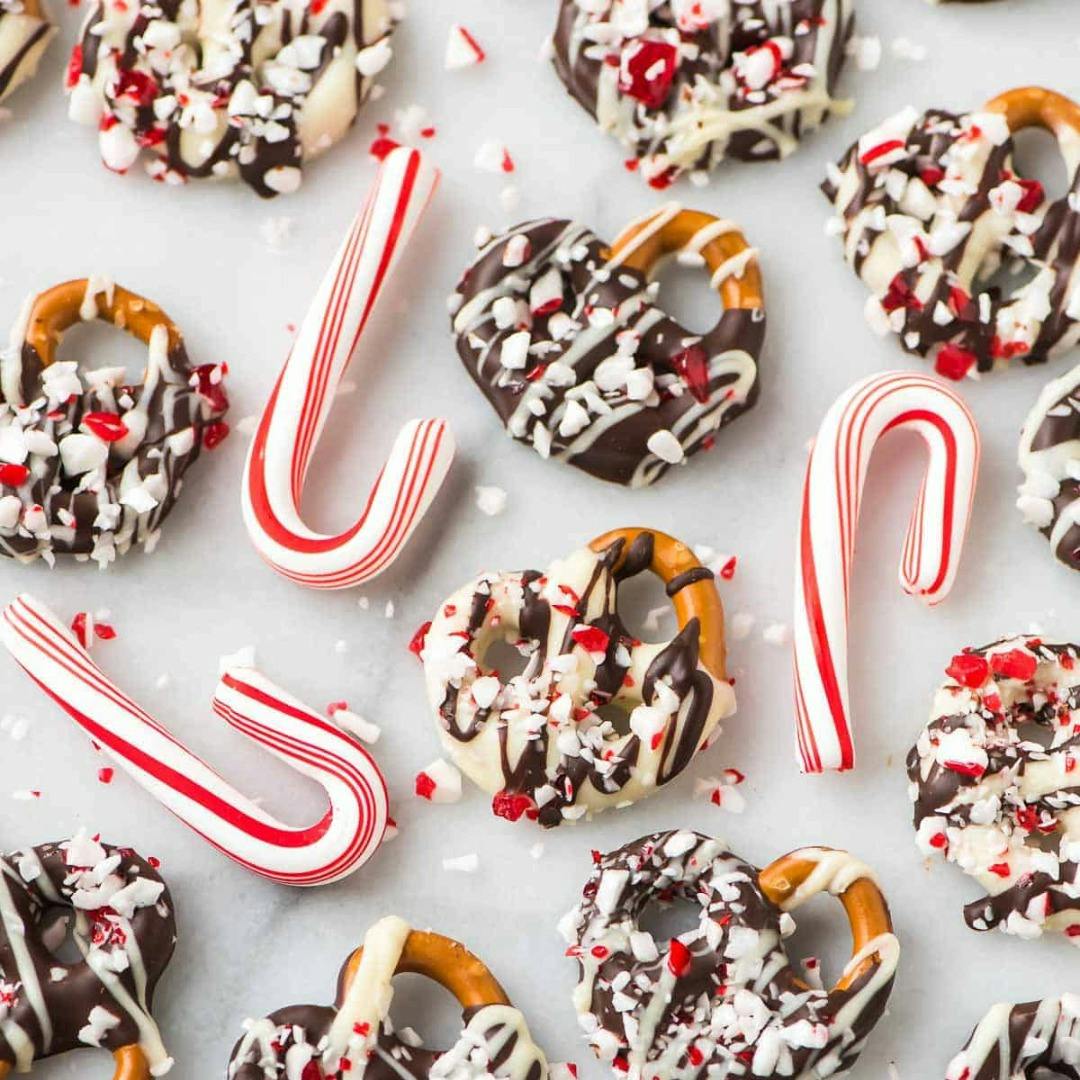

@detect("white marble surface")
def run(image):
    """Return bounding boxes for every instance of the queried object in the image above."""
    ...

[3,1,1080,1077]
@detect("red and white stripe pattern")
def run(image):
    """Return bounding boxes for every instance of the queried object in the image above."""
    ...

[793,371,981,773]
[0,593,390,886]
[242,146,455,589]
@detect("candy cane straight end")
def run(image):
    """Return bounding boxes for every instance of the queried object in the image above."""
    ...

[1,593,390,886]
[242,146,455,591]
[793,371,981,774]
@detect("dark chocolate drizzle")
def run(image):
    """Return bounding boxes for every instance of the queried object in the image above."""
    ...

[450,218,764,487]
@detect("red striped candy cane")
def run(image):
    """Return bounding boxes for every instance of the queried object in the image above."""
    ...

[242,146,455,589]
[793,371,981,774]
[0,593,389,886]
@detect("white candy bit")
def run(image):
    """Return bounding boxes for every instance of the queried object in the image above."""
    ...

[475,485,507,516]
[471,675,501,710]
[356,37,393,77]
[218,645,257,674]
[530,267,564,316]
[646,429,685,465]
[328,705,381,744]
[59,433,108,477]
[442,852,478,873]
[475,140,514,174]
[264,166,302,195]
[762,622,791,647]
[0,713,29,741]
[416,758,463,803]
[730,612,755,640]
[529,842,544,860]
[891,36,927,62]
[500,330,531,370]
[0,496,21,529]
[559,400,591,438]
[78,1005,121,1047]
[260,216,294,250]
[445,24,485,70]
[845,34,881,71]
[502,234,530,267]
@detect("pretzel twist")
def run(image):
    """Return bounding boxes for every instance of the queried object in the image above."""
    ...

[422,529,735,825]
[985,86,1080,142]
[24,280,183,367]
[608,207,765,313]
[758,847,896,995]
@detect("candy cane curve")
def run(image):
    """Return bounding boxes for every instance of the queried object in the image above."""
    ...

[242,145,455,590]
[793,371,981,774]
[0,593,390,886]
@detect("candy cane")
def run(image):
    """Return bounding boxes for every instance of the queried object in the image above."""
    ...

[793,371,981,774]
[0,593,389,886]
[242,146,455,589]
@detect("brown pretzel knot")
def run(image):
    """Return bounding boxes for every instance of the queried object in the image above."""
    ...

[228,917,548,1080]
[0,277,228,566]
[419,528,735,826]
[450,205,765,487]
[0,836,176,1078]
[823,85,1080,378]
[562,831,900,1079]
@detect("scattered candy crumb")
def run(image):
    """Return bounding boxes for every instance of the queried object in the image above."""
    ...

[445,23,485,70]
[415,758,463,803]
[730,613,756,641]
[762,622,791,647]
[442,852,479,873]
[218,645,256,673]
[475,485,508,516]
[327,702,381,744]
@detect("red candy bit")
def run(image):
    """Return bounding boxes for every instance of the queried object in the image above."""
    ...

[1015,178,1045,214]
[192,363,229,413]
[114,68,157,106]
[943,759,986,780]
[687,1047,704,1068]
[202,420,230,449]
[300,1062,323,1080]
[369,132,401,161]
[571,625,610,655]
[718,556,737,581]
[667,938,692,977]
[948,286,972,317]
[928,831,948,850]
[1066,925,1080,938]
[98,767,115,784]
[590,945,609,960]
[646,166,677,191]
[919,165,945,188]
[880,273,922,314]
[408,621,432,657]
[618,38,678,109]
[859,139,906,167]
[670,344,711,404]
[0,463,29,487]
[987,862,1011,879]
[414,772,436,800]
[492,790,537,821]
[989,649,1037,682]
[946,653,990,689]
[66,44,83,88]
[934,343,978,381]
[81,411,129,443]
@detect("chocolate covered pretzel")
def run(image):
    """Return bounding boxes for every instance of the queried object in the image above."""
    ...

[450,204,764,487]
[1018,361,1080,571]
[560,831,899,1078]
[909,638,1080,941]
[551,0,855,187]
[0,834,176,1078]
[419,528,734,827]
[824,87,1080,378]
[228,916,547,1080]
[65,0,397,195]
[0,278,228,566]
[0,0,52,104]
[946,997,1080,1079]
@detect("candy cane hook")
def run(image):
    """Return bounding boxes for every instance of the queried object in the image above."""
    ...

[793,371,981,774]
[242,146,455,589]
[0,594,389,886]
